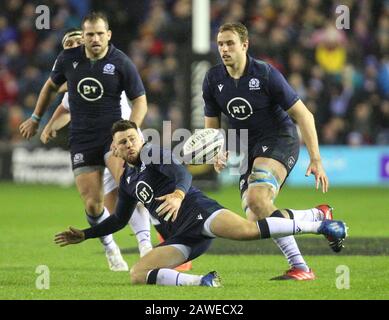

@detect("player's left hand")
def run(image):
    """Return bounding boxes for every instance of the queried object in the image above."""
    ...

[110,141,118,157]
[54,227,85,247]
[19,118,39,140]
[305,159,329,193]
[155,190,185,222]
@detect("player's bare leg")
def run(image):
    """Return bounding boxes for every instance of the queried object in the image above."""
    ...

[103,187,117,214]
[137,209,346,286]
[156,232,192,271]
[75,169,105,216]
[75,169,128,271]
[244,157,314,280]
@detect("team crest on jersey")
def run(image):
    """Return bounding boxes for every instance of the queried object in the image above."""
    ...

[287,156,296,169]
[73,153,84,165]
[103,63,115,75]
[249,78,260,90]
[136,181,154,204]
[77,77,104,101]
[226,97,253,120]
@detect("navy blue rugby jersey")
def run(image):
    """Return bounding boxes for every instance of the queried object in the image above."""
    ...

[50,44,145,150]
[83,145,222,240]
[203,56,299,148]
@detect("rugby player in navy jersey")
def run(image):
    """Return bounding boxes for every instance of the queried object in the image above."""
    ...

[37,28,153,261]
[20,12,148,271]
[202,22,340,281]
[54,120,347,287]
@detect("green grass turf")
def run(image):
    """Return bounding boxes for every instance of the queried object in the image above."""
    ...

[0,183,388,300]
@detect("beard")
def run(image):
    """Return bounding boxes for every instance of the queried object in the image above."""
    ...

[126,151,141,166]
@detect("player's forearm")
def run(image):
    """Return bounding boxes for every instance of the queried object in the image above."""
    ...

[295,111,322,161]
[49,104,71,131]
[84,196,137,239]
[83,214,127,240]
[33,79,59,118]
[205,116,221,129]
[129,95,147,128]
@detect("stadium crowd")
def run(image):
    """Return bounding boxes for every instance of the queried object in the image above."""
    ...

[0,0,388,145]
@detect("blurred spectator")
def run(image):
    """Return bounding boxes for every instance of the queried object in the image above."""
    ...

[321,117,347,144]
[348,101,374,144]
[376,100,389,144]
[378,55,389,98]
[0,15,18,49]
[314,25,347,75]
[0,0,387,146]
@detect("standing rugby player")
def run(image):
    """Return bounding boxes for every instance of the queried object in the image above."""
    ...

[20,12,148,271]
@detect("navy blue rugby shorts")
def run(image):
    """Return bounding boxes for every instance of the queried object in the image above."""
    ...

[239,125,300,197]
[70,140,112,171]
[157,196,224,262]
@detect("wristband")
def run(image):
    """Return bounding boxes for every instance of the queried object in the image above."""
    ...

[31,114,41,123]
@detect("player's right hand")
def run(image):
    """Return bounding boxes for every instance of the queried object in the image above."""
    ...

[155,190,185,222]
[54,227,85,247]
[40,125,57,144]
[19,118,39,140]
[214,150,229,173]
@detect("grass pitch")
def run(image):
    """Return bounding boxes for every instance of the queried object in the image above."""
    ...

[0,183,388,300]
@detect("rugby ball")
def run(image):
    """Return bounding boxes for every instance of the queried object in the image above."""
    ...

[183,128,224,164]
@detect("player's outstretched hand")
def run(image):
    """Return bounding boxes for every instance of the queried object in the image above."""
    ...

[155,190,185,222]
[55,227,85,247]
[214,150,229,173]
[305,159,329,193]
[40,125,57,144]
[19,118,39,140]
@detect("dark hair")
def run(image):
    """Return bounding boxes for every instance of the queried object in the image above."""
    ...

[111,120,138,137]
[61,28,82,46]
[82,11,109,30]
[218,22,248,43]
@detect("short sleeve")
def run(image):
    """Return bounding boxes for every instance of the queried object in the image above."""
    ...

[61,92,69,111]
[268,64,299,111]
[121,57,145,101]
[50,51,67,86]
[203,72,221,118]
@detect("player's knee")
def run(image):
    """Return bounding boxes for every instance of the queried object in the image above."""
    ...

[246,189,272,219]
[129,266,147,285]
[85,198,104,216]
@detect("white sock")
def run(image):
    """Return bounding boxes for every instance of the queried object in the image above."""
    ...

[273,236,309,271]
[262,217,321,237]
[86,207,117,251]
[290,208,323,222]
[129,204,152,249]
[147,269,202,286]
[260,217,318,272]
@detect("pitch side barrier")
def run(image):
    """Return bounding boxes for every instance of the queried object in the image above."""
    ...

[0,146,73,186]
